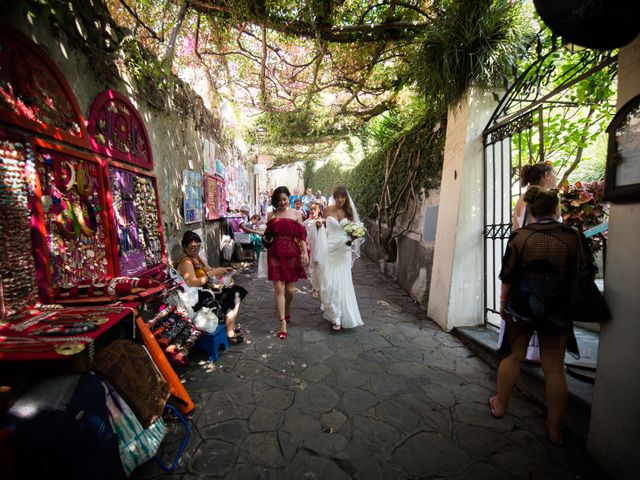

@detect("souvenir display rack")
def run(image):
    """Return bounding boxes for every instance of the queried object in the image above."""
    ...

[86,90,153,170]
[87,90,166,278]
[0,26,90,149]
[29,138,115,301]
[0,304,136,363]
[0,24,195,428]
[106,160,165,277]
[0,131,39,318]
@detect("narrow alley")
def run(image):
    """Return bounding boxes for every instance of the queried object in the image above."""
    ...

[135,257,606,479]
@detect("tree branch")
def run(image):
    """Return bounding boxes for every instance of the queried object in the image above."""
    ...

[190,0,430,43]
[164,1,189,71]
[260,25,268,108]
[119,0,164,42]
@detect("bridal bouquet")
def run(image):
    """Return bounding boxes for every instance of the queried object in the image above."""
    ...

[344,221,367,246]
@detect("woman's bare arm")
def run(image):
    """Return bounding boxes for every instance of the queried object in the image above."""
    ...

[178,260,207,287]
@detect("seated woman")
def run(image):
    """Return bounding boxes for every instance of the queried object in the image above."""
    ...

[175,231,248,344]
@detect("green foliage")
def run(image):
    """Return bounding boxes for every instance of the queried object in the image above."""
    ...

[306,105,446,220]
[508,47,617,186]
[310,160,348,201]
[570,134,607,183]
[255,110,315,145]
[121,37,171,103]
[560,180,608,252]
[411,0,531,108]
[302,159,315,190]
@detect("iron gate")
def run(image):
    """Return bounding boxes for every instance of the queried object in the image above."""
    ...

[482,49,617,327]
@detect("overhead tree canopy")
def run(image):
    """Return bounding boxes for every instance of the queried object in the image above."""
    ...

[106,0,454,160]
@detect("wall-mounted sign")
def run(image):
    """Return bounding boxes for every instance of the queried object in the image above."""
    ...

[605,93,640,202]
[183,169,202,224]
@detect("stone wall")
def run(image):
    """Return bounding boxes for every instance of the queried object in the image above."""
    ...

[3,1,244,267]
[362,190,439,308]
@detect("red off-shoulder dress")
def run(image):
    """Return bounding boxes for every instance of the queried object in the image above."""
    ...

[265,218,307,282]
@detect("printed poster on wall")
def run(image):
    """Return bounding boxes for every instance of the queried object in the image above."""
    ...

[203,139,216,174]
[183,169,203,224]
[204,173,227,220]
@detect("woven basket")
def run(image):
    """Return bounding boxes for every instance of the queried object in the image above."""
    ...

[93,339,170,427]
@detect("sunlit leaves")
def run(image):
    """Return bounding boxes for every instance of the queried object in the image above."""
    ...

[411,0,532,108]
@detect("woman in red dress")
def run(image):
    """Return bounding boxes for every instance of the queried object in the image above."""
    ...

[263,186,309,339]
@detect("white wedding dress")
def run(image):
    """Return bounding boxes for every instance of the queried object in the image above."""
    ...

[314,216,363,329]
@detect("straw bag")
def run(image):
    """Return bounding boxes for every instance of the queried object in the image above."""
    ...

[93,339,170,427]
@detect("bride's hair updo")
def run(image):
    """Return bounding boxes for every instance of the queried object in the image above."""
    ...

[332,185,354,221]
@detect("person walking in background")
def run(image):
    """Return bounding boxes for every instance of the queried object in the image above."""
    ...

[301,187,315,212]
[289,188,300,208]
[314,185,363,331]
[293,197,309,220]
[263,186,309,339]
[238,206,264,259]
[315,190,327,210]
[304,201,324,299]
[501,161,560,363]
[489,187,596,446]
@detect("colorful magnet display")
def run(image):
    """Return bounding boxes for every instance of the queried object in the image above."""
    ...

[33,149,110,286]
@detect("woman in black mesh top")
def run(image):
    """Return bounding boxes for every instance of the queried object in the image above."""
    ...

[489,187,596,445]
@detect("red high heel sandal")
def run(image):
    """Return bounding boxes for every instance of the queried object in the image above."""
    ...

[277,318,288,339]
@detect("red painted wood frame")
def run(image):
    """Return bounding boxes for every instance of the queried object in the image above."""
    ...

[87,90,153,170]
[29,137,115,302]
[102,158,167,278]
[0,25,91,150]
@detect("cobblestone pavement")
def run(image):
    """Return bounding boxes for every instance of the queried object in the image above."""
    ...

[134,256,607,479]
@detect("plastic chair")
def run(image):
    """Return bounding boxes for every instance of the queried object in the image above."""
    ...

[153,404,191,473]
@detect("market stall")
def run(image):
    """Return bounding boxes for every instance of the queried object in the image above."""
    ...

[0,25,196,479]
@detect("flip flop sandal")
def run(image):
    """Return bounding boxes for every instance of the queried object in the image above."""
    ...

[229,335,245,344]
[488,395,504,419]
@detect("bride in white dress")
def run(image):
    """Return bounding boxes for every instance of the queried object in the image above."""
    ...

[312,186,363,331]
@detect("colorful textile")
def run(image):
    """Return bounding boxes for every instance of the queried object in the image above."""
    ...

[101,379,166,476]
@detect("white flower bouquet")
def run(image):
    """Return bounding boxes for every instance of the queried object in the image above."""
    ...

[343,221,367,246]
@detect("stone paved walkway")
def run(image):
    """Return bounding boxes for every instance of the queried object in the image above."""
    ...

[134,256,607,479]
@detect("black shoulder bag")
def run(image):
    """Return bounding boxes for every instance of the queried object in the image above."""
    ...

[569,231,611,324]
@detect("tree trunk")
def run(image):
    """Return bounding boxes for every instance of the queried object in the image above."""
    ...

[164,1,189,72]
[560,105,595,185]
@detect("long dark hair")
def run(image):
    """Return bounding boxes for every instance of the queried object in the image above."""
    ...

[332,185,354,221]
[520,162,553,187]
[271,186,291,208]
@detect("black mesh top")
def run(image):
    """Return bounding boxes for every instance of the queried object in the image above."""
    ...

[500,222,594,283]
[499,222,596,358]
